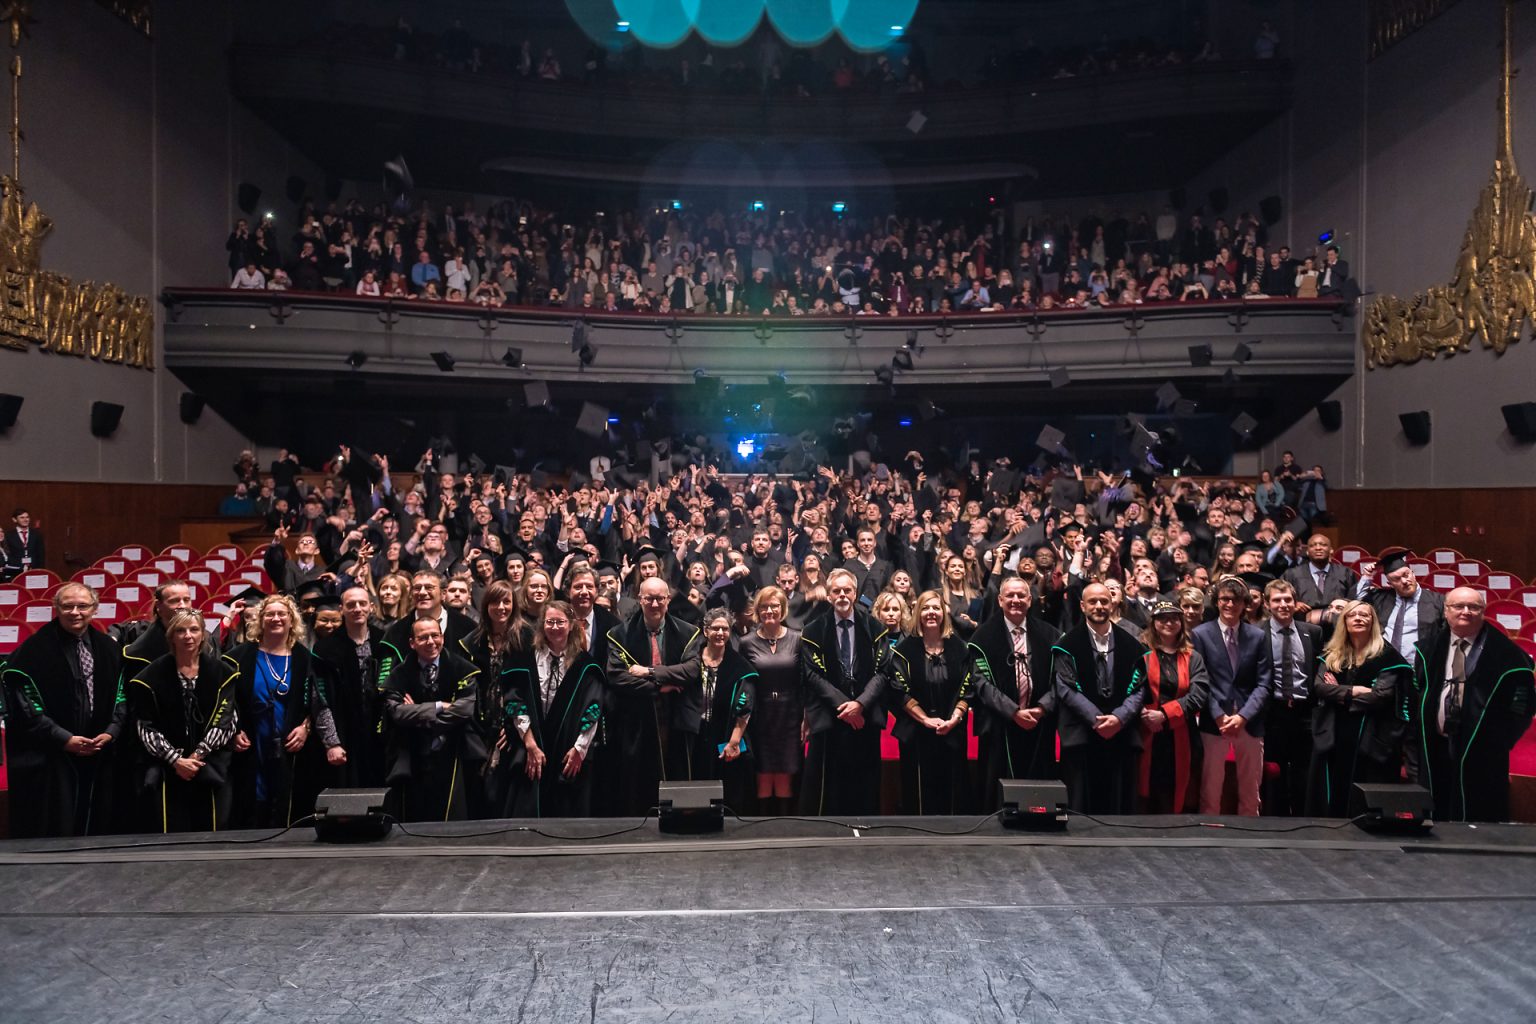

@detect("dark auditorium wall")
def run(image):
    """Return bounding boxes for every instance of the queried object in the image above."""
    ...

[1224,0,1536,488]
[4,0,318,484]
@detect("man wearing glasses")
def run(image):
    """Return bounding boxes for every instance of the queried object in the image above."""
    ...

[1191,576,1273,816]
[1407,587,1534,822]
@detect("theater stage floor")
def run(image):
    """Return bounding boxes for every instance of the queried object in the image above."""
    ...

[2,814,1535,1023]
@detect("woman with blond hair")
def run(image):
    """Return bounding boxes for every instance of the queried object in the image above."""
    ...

[738,586,803,814]
[128,610,240,832]
[228,593,342,827]
[1136,601,1210,813]
[881,590,977,814]
[1305,600,1411,816]
[374,571,413,624]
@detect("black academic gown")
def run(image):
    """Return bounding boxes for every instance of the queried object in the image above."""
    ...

[881,634,976,815]
[503,650,605,818]
[382,652,481,822]
[601,612,700,816]
[225,642,329,828]
[968,613,1063,808]
[312,625,388,789]
[462,623,534,819]
[1305,647,1411,817]
[798,609,890,816]
[1407,626,1535,822]
[126,652,239,833]
[377,609,477,682]
[649,645,757,809]
[1050,625,1149,815]
[1,622,127,837]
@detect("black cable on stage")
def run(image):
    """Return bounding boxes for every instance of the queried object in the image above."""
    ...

[1064,810,1374,833]
[722,806,1007,837]
[27,815,320,855]
[387,809,657,843]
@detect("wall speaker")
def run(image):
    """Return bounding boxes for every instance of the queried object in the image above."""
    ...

[1316,400,1343,432]
[284,175,307,203]
[1259,195,1283,225]
[313,788,393,843]
[89,401,124,438]
[1207,186,1229,214]
[1399,410,1432,446]
[0,392,21,431]
[1500,401,1536,442]
[657,781,725,834]
[1348,782,1433,834]
[999,779,1069,830]
[179,392,205,425]
[324,174,343,201]
[1169,187,1187,210]
[236,182,261,216]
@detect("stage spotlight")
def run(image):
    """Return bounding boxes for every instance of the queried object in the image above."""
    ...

[658,781,725,834]
[501,346,524,367]
[1232,342,1254,364]
[874,364,895,386]
[578,343,597,367]
[430,351,455,372]
[891,350,914,372]
[345,350,368,369]
[570,321,588,353]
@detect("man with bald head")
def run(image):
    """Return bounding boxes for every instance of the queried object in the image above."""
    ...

[1050,582,1148,814]
[601,575,699,816]
[1407,586,1534,822]
[2,583,127,836]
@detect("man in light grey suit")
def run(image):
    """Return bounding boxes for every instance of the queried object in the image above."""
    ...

[1191,576,1273,816]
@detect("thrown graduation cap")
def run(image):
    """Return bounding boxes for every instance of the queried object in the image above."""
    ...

[918,397,944,421]
[383,154,415,193]
[1233,341,1254,364]
[1189,343,1214,367]
[524,380,551,409]
[1036,424,1067,453]
[575,401,610,438]
[1155,381,1181,411]
[1231,412,1258,438]
[1049,367,1071,389]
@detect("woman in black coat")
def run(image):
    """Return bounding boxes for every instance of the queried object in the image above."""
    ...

[882,590,977,815]
[1306,601,1411,817]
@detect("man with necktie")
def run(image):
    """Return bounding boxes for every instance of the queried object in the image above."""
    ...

[970,575,1062,807]
[1283,534,1358,628]
[1406,587,1534,822]
[1049,582,1147,814]
[381,617,480,822]
[1191,576,1273,815]
[799,568,889,815]
[2,507,44,580]
[1261,579,1322,816]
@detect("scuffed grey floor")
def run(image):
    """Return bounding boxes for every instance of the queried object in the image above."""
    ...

[3,825,1535,1022]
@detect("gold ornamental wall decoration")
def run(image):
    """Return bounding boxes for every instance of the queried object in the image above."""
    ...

[1364,0,1535,369]
[0,0,153,368]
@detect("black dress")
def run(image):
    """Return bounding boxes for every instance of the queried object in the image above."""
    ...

[737,628,803,775]
[1305,646,1411,817]
[883,635,976,815]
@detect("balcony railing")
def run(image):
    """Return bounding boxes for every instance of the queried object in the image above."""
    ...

[161,288,1356,387]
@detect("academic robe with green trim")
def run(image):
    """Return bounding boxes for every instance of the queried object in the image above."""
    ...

[381,652,480,822]
[503,651,605,818]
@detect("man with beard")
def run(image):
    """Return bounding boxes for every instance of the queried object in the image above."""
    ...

[1050,582,1148,814]
[312,586,387,787]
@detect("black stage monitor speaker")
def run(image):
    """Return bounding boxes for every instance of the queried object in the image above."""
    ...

[313,788,393,843]
[1400,410,1432,446]
[1349,782,1433,834]
[1317,400,1343,432]
[658,780,726,834]
[1500,401,1536,441]
[90,401,124,438]
[179,392,205,425]
[0,392,21,431]
[999,779,1069,830]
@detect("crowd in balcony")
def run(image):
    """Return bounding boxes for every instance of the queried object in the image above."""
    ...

[224,195,1354,317]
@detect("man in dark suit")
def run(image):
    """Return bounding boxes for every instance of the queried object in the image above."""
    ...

[380,617,480,822]
[1,583,126,836]
[378,572,476,683]
[1283,534,1359,628]
[1316,245,1351,298]
[799,568,889,815]
[602,576,699,816]
[1049,582,1147,814]
[1191,576,1273,815]
[1363,547,1445,661]
[1261,579,1323,816]
[1406,587,1534,822]
[2,507,44,579]
[840,527,893,604]
[970,576,1063,808]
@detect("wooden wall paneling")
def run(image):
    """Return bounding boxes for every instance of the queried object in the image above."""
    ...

[1328,489,1536,578]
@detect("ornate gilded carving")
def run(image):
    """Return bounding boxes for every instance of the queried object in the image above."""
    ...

[0,0,152,367]
[93,1,151,38]
[1363,0,1535,368]
[1370,0,1466,61]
